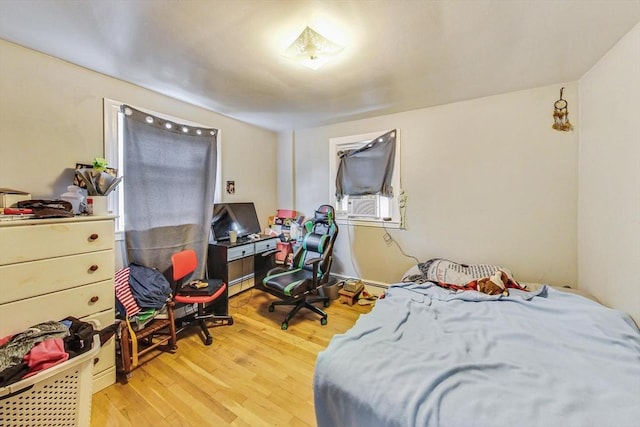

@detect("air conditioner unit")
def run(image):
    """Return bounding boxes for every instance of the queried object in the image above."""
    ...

[347,195,380,218]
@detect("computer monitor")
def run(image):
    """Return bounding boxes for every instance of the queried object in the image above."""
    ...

[211,202,261,241]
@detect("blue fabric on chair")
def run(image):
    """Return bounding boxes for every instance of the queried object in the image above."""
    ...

[128,263,172,310]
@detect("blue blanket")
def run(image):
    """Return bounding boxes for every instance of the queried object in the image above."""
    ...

[314,283,640,427]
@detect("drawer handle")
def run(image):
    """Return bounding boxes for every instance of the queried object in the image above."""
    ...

[89,264,99,272]
[90,296,99,303]
[89,233,99,241]
[94,357,100,365]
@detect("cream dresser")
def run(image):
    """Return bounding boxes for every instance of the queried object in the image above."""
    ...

[0,215,116,393]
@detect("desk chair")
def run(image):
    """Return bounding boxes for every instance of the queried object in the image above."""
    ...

[262,205,338,330]
[172,249,233,345]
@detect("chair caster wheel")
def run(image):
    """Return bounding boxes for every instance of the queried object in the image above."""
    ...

[281,322,288,330]
[268,305,275,312]
[228,318,234,325]
[320,317,328,326]
[323,301,330,307]
[204,336,213,345]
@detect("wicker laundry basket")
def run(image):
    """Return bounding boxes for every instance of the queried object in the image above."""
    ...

[0,334,100,427]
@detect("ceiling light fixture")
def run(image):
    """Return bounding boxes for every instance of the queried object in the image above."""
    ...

[284,26,343,70]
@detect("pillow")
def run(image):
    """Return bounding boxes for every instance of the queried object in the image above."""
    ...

[401,264,422,282]
[418,258,514,285]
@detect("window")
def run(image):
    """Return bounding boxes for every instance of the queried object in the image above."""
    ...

[103,99,222,237]
[329,129,404,229]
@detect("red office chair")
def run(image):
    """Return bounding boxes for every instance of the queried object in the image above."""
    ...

[171,249,233,345]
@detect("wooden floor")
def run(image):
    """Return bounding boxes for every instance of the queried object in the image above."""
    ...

[91,289,373,427]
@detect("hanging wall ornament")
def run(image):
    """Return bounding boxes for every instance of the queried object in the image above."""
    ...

[552,87,573,132]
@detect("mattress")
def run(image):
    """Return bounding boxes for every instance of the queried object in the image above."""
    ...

[314,283,640,427]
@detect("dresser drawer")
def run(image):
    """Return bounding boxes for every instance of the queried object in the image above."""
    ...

[0,250,114,304]
[227,243,254,261]
[0,280,114,337]
[0,220,114,264]
[81,310,115,376]
[255,238,278,253]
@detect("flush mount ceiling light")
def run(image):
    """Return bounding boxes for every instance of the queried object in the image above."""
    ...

[284,26,343,70]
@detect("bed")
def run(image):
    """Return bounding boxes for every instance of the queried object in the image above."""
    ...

[314,264,640,427]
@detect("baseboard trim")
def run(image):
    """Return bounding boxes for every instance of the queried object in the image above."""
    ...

[330,273,389,290]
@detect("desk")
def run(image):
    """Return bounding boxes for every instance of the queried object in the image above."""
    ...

[207,235,279,297]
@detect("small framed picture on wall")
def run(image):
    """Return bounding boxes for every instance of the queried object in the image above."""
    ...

[226,180,235,194]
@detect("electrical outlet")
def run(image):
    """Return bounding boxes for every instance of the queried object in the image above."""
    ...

[383,232,393,245]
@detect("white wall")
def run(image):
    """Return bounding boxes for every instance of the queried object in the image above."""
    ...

[277,130,295,210]
[286,83,579,286]
[0,39,278,228]
[578,23,640,323]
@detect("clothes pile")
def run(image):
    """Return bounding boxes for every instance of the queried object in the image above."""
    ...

[0,317,115,387]
[114,263,172,330]
[408,258,528,296]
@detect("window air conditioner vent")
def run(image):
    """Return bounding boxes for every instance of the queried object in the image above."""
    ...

[347,195,380,218]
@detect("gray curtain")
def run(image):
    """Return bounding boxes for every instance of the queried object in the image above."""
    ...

[122,105,217,279]
[335,130,396,201]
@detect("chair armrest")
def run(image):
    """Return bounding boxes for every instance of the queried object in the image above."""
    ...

[304,257,321,266]
[304,257,323,289]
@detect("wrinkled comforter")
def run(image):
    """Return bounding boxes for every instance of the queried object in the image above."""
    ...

[314,283,640,427]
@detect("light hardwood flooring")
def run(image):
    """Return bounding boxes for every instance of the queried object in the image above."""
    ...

[91,289,373,427]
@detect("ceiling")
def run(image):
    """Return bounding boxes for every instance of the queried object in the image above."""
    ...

[0,1,638,132]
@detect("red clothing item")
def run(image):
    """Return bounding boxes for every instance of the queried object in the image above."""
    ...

[22,338,69,378]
